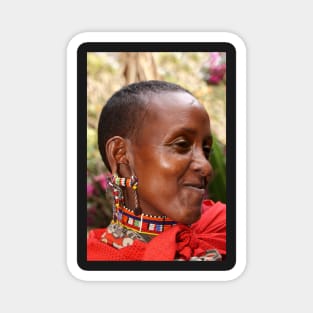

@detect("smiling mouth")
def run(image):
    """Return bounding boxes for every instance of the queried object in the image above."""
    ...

[183,184,206,193]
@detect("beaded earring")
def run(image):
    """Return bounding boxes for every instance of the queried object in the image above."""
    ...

[108,176,124,222]
[110,174,142,216]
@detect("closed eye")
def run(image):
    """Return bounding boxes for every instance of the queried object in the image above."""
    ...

[173,139,192,153]
[175,140,190,148]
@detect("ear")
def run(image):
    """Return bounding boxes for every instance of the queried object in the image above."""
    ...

[105,136,130,175]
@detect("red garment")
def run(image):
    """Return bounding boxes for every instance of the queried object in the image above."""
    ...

[87,200,226,261]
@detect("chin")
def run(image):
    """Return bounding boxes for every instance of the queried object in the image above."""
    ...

[176,194,203,224]
[178,208,201,225]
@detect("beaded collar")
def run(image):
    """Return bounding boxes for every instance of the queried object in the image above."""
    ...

[115,206,177,236]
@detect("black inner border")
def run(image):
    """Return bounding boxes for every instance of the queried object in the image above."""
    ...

[77,42,236,271]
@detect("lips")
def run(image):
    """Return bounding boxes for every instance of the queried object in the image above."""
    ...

[183,177,207,189]
[183,182,206,194]
[184,183,205,189]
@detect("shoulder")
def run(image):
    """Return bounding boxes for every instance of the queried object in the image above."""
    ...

[87,227,147,261]
[191,200,226,232]
[201,199,226,219]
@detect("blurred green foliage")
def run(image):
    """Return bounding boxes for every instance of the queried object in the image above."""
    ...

[209,135,226,203]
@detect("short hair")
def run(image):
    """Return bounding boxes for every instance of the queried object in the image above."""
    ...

[98,80,192,171]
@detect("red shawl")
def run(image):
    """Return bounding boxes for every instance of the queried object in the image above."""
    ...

[87,200,226,261]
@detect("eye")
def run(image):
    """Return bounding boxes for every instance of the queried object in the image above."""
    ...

[203,145,213,159]
[173,139,192,152]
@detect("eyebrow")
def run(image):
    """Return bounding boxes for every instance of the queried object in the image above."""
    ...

[179,127,212,139]
[180,127,197,134]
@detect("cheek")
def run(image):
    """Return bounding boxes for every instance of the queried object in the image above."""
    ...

[148,155,191,208]
[157,154,189,183]
[136,147,188,179]
[136,152,189,198]
[141,155,181,190]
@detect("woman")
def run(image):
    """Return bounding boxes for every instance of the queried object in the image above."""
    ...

[87,80,226,261]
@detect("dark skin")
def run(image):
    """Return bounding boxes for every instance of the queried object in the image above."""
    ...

[106,91,213,225]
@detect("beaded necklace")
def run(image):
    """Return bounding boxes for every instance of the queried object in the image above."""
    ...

[115,205,177,236]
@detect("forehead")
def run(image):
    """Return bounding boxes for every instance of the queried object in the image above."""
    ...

[138,91,211,139]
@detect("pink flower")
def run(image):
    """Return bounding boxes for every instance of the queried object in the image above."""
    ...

[202,52,226,85]
[209,52,221,67]
[94,174,108,190]
[87,183,95,197]
[207,64,226,84]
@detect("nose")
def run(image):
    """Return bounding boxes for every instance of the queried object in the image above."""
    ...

[191,149,213,178]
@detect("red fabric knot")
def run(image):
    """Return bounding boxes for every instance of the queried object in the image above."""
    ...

[175,224,201,260]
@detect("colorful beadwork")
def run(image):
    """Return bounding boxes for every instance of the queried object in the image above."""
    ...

[108,174,174,234]
[111,174,138,190]
[115,206,176,236]
[110,174,142,215]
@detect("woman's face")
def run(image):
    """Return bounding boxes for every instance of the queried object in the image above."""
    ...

[127,91,213,225]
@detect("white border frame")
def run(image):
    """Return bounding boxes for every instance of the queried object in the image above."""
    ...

[66,32,246,281]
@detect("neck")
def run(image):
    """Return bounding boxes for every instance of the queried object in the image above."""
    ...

[115,205,177,236]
